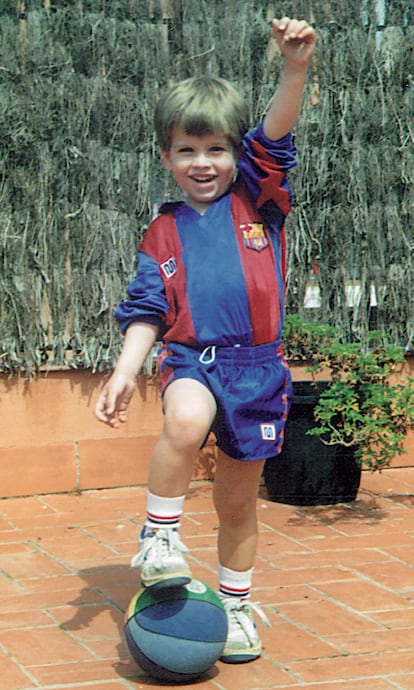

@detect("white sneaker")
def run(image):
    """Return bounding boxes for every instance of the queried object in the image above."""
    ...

[219,597,270,663]
[130,527,192,589]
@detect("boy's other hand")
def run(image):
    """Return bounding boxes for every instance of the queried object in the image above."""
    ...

[94,374,136,428]
[272,17,316,67]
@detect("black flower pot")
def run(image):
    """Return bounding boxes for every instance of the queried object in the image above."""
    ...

[264,381,361,506]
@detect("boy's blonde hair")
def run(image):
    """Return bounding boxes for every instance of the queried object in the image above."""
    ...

[154,76,250,153]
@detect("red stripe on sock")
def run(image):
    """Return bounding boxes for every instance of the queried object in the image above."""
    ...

[219,584,251,598]
[147,511,181,525]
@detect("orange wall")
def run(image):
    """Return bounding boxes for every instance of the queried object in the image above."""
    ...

[1,359,413,498]
[0,370,215,498]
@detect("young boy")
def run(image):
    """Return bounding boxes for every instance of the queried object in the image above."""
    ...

[95,17,316,664]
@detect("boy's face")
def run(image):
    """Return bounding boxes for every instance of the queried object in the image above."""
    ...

[161,127,237,214]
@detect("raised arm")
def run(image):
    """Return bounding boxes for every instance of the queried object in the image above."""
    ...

[263,17,316,141]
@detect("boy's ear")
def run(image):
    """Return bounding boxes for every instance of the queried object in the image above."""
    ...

[160,149,173,171]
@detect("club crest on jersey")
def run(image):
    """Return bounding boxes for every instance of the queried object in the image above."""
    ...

[260,423,276,441]
[241,223,268,252]
[160,257,177,279]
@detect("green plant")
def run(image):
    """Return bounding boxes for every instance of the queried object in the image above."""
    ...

[283,315,414,472]
[282,313,337,361]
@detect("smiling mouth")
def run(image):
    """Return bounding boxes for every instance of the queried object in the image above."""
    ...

[191,176,216,183]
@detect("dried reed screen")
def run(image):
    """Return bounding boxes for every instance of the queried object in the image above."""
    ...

[0,0,412,372]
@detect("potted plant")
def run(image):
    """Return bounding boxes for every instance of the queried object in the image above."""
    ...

[263,315,414,506]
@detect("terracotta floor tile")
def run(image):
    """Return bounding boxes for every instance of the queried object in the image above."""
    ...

[31,658,134,685]
[113,542,142,561]
[380,543,414,567]
[34,531,124,569]
[75,565,137,589]
[185,533,218,550]
[274,548,394,571]
[183,512,220,534]
[41,492,143,521]
[315,579,412,612]
[0,542,35,556]
[390,673,414,688]
[326,519,403,537]
[1,475,414,689]
[187,562,218,585]
[302,531,414,550]
[62,680,136,690]
[260,533,316,560]
[0,516,14,530]
[349,560,414,592]
[261,613,342,661]
[0,572,24,596]
[0,496,58,519]
[372,606,414,628]
[83,636,130,659]
[275,598,382,635]
[1,515,75,534]
[189,547,218,570]
[267,521,340,542]
[21,572,96,593]
[76,581,137,613]
[215,656,296,689]
[362,468,414,491]
[80,520,140,546]
[253,564,354,587]
[330,627,414,654]
[54,603,124,640]
[33,657,220,687]
[0,549,72,580]
[278,682,396,690]
[0,626,94,666]
[257,583,325,606]
[287,648,414,683]
[0,588,105,613]
[0,609,54,630]
[0,649,36,689]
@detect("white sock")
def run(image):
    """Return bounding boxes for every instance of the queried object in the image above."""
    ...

[218,564,253,599]
[145,491,185,529]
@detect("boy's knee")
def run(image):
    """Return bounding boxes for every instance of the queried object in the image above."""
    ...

[164,401,211,448]
[215,493,256,524]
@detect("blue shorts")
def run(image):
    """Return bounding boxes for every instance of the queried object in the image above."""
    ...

[157,341,293,461]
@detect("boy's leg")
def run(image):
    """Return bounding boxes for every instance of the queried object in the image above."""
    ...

[148,378,217,496]
[132,378,217,588]
[213,452,264,572]
[213,452,269,663]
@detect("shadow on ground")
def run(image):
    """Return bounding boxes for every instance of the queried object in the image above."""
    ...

[259,483,390,526]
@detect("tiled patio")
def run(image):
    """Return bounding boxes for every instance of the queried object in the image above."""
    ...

[1,468,414,690]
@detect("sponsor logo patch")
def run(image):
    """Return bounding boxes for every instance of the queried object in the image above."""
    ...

[160,256,177,279]
[261,423,276,441]
[241,223,268,252]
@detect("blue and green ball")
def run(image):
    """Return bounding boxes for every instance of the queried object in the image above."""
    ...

[124,579,228,682]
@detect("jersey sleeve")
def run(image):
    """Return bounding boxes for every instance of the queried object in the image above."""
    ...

[114,251,168,334]
[238,122,297,218]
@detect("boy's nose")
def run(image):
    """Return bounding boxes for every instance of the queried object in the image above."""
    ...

[192,151,210,167]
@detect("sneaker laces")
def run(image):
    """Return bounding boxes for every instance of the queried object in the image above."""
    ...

[130,528,188,569]
[223,598,271,642]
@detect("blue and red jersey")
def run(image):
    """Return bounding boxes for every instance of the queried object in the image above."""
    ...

[115,123,297,347]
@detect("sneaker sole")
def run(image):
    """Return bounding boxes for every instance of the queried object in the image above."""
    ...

[142,575,192,590]
[220,651,261,664]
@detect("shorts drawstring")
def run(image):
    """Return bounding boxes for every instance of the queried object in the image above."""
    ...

[199,345,216,365]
